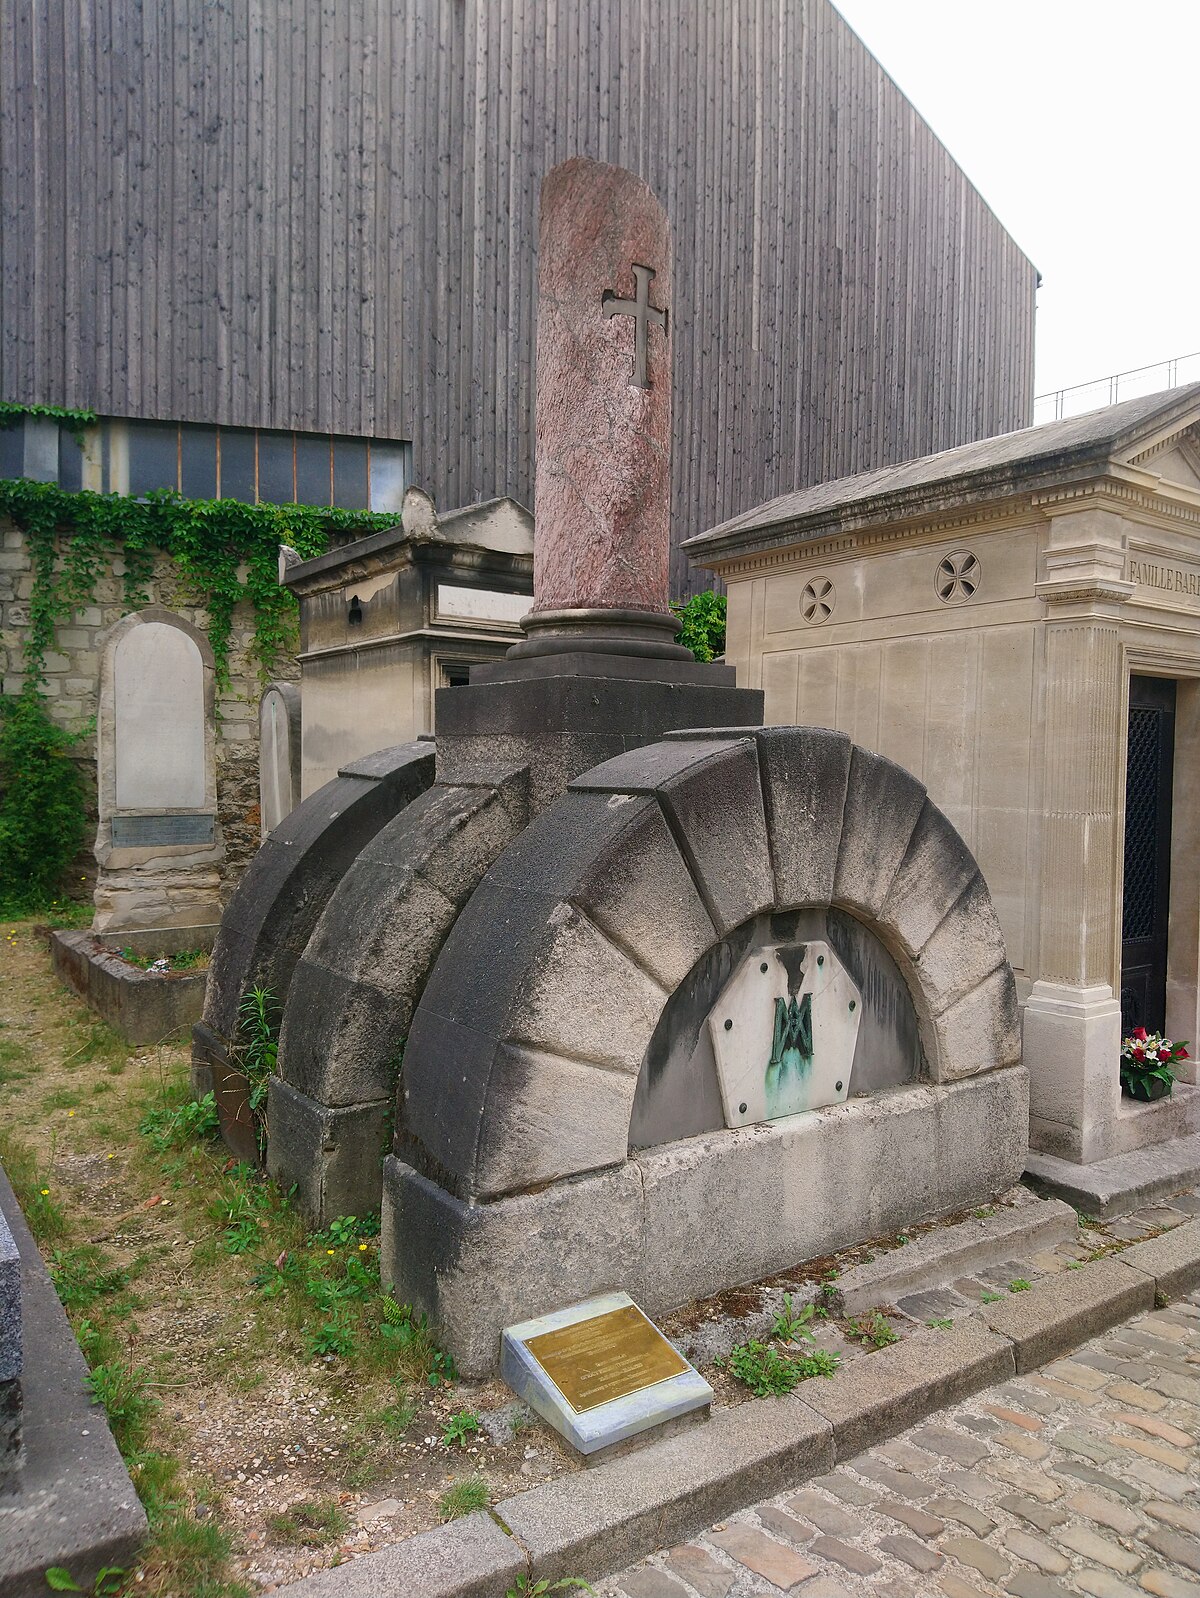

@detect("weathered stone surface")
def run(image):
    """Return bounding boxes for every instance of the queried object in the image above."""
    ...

[1120,1218,1200,1301]
[836,1194,1076,1315]
[265,1082,390,1223]
[53,930,207,1047]
[798,1321,1015,1461]
[833,746,927,918]
[1,1192,22,1387]
[198,742,435,1045]
[259,681,301,838]
[261,1509,523,1598]
[881,799,980,958]
[710,1522,819,1585]
[914,873,1009,1015]
[493,1397,832,1583]
[0,1165,146,1592]
[381,1155,648,1377]
[530,157,671,617]
[931,964,1022,1083]
[278,773,525,1109]
[980,1258,1155,1372]
[756,726,851,907]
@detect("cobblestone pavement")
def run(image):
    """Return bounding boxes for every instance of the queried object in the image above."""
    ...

[602,1202,1200,1598]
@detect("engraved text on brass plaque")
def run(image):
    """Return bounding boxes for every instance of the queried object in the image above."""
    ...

[524,1304,688,1414]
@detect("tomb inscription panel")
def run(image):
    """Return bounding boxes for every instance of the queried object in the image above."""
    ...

[500,1291,711,1455]
[709,939,862,1127]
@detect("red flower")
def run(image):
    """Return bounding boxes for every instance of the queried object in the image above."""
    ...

[1179,1048,1190,1060]
[1133,1047,1145,1061]
[1159,1048,1170,1061]
[1132,1027,1148,1041]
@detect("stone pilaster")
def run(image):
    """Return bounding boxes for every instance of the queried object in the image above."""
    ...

[1025,612,1125,1162]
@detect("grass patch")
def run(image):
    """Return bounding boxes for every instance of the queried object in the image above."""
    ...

[267,1499,350,1548]
[725,1339,840,1396]
[439,1476,489,1521]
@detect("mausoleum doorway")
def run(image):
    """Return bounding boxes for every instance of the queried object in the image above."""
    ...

[1121,675,1177,1035]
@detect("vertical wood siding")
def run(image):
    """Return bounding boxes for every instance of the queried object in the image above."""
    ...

[0,0,1037,596]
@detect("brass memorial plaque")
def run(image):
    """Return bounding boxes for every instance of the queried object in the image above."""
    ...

[524,1304,689,1414]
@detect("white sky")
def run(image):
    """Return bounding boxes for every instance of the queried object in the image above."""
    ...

[832,0,1200,401]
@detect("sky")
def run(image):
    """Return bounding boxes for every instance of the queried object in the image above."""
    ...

[832,0,1200,406]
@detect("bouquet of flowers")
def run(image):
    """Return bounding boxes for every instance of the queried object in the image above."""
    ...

[1120,1026,1189,1101]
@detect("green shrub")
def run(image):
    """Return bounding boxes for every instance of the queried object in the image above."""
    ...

[0,690,86,914]
[671,591,726,662]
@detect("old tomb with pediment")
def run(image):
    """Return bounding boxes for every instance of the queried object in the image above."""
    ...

[689,382,1200,1215]
[204,157,1028,1386]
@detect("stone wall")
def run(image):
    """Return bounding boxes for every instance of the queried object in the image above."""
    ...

[0,518,291,897]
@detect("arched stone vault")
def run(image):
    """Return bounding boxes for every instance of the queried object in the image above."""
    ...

[397,727,1022,1205]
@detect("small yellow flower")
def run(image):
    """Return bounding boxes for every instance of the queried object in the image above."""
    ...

[68,1110,75,1117]
[107,1153,115,1159]
[326,1248,335,1255]
[358,1242,367,1251]
[40,1188,49,1196]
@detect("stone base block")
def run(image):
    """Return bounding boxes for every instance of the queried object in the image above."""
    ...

[1024,980,1122,1164]
[0,1377,21,1484]
[1025,1129,1200,1218]
[50,930,207,1045]
[266,1079,390,1225]
[382,1065,1028,1375]
[0,1166,146,1592]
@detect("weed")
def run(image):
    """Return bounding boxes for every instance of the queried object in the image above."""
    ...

[505,1578,595,1597]
[438,1477,489,1520]
[925,1317,954,1330]
[1008,1278,1032,1293]
[973,1207,995,1219]
[138,1090,219,1151]
[49,1245,128,1310]
[847,1311,899,1349]
[268,1499,350,1548]
[725,1339,838,1396]
[306,1314,357,1359]
[85,1360,158,1452]
[771,1292,817,1344]
[1067,1261,1084,1271]
[980,1290,1004,1303]
[442,1410,481,1447]
[44,1569,125,1594]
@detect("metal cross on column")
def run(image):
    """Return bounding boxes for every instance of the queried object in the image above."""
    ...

[602,263,668,389]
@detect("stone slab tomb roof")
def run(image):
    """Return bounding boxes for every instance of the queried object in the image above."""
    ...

[687,382,1200,562]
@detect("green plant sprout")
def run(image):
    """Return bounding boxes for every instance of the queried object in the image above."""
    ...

[442,1410,481,1448]
[771,1292,817,1343]
[1008,1278,1032,1293]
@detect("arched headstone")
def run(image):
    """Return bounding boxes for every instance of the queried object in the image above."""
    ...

[258,683,301,839]
[93,608,223,940]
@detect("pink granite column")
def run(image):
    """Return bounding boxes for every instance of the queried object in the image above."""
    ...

[511,156,688,660]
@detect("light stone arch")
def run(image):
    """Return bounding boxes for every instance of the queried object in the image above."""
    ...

[397,726,1022,1204]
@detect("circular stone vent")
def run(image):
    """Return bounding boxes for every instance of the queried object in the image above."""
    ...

[801,577,835,623]
[936,550,980,605]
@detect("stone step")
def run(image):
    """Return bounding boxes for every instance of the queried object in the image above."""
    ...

[1025,1133,1200,1219]
[835,1191,1079,1315]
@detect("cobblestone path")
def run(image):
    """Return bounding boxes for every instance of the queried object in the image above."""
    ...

[603,1235,1200,1597]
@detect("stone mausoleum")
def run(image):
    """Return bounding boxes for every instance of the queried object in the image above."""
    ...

[199,158,1029,1375]
[688,385,1200,1209]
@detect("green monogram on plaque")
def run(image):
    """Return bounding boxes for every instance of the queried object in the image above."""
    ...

[766,991,813,1115]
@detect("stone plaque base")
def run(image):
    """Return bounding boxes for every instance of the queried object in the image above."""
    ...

[500,1291,711,1456]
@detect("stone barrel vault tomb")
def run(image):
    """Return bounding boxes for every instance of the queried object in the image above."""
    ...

[379,724,1026,1374]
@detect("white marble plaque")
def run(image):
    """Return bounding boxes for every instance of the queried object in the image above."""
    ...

[113,622,206,810]
[435,583,528,624]
[259,683,301,838]
[708,940,862,1128]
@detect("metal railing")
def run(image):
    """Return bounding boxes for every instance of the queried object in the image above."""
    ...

[1034,351,1200,426]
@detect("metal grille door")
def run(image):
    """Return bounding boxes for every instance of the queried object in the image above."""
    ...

[1120,678,1176,1034]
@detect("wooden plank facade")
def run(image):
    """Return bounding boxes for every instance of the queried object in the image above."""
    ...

[0,0,1037,595]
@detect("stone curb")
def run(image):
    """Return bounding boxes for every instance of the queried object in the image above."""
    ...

[272,1227,1200,1598]
[795,1318,1014,1461]
[978,1254,1155,1372]
[834,1193,1078,1315]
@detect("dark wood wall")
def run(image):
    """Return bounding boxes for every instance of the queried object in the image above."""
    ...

[0,0,1037,596]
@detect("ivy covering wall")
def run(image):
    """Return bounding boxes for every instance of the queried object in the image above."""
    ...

[0,478,397,689]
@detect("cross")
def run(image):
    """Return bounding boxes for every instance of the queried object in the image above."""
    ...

[602,263,667,389]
